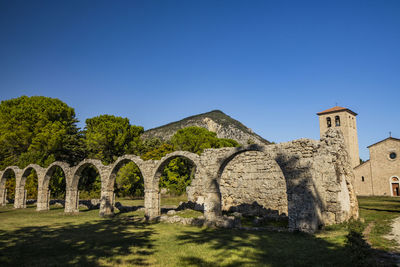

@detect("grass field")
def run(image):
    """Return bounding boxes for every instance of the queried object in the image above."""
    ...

[0,196,399,266]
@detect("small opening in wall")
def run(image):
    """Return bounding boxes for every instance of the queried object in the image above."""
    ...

[335,116,340,127]
[362,176,364,182]
[327,117,331,128]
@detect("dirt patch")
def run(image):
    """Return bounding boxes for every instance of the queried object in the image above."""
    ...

[384,216,400,249]
[363,222,375,245]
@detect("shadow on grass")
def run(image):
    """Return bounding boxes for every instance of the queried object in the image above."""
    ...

[176,227,392,266]
[361,207,400,213]
[0,217,155,266]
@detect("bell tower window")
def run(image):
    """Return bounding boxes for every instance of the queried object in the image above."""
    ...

[327,117,332,128]
[335,116,340,126]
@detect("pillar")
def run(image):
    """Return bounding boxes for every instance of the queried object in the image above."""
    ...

[204,189,222,221]
[65,188,79,213]
[0,188,6,206]
[14,187,26,209]
[99,189,114,216]
[144,189,160,220]
[36,188,49,211]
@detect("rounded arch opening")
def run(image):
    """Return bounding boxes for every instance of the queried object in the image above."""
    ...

[155,155,198,212]
[216,147,264,182]
[75,163,101,201]
[218,149,288,226]
[1,168,16,204]
[44,165,67,209]
[110,159,145,207]
[21,167,39,206]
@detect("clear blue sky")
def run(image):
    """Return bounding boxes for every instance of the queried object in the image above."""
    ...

[0,0,399,160]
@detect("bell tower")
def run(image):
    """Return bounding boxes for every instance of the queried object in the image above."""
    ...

[317,106,360,168]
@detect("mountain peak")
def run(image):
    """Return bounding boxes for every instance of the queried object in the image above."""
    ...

[142,110,270,146]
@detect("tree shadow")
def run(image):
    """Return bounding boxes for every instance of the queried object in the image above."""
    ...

[226,202,285,218]
[176,227,353,266]
[0,217,155,266]
[275,154,324,232]
[176,226,395,266]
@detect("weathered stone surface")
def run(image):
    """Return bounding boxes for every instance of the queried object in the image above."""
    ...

[0,128,357,233]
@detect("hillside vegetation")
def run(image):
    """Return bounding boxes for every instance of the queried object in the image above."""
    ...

[142,110,270,146]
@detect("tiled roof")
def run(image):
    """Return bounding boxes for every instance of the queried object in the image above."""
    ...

[317,106,357,116]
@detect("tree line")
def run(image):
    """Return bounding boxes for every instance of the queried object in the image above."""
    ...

[0,96,239,199]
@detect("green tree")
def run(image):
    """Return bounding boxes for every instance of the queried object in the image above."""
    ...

[84,115,144,164]
[25,171,38,199]
[49,167,66,199]
[159,157,194,195]
[0,96,84,169]
[78,166,101,199]
[141,127,239,195]
[170,126,239,154]
[115,162,144,198]
[4,173,16,200]
[141,143,174,161]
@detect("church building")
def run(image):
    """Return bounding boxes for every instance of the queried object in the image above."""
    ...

[317,106,400,196]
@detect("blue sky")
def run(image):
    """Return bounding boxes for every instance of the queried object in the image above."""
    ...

[0,0,399,160]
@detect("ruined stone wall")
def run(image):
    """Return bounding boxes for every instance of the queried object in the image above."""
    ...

[0,128,357,233]
[269,129,358,232]
[219,151,288,216]
[187,128,358,232]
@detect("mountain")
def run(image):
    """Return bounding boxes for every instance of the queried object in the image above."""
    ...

[142,110,270,146]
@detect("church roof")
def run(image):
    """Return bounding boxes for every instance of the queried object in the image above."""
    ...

[367,137,400,148]
[354,159,370,169]
[317,106,357,116]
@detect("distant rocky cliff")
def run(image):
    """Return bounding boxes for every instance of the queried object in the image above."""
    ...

[142,110,270,146]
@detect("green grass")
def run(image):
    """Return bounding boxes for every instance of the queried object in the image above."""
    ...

[0,197,399,266]
[358,196,400,250]
[173,209,203,218]
[116,195,188,208]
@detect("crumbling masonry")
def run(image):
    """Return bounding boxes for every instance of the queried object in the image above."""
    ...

[0,129,358,233]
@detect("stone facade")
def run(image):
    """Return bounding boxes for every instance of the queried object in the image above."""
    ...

[317,106,360,169]
[188,128,359,232]
[219,150,288,216]
[354,137,400,196]
[0,128,357,233]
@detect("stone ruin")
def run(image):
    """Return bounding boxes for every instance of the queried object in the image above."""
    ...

[0,128,358,233]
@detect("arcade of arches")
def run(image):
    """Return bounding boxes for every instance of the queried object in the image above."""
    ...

[0,129,358,233]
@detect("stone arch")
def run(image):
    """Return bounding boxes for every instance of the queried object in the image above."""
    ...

[99,155,145,216]
[71,159,104,189]
[107,155,144,190]
[218,150,288,217]
[145,151,201,219]
[42,161,70,189]
[37,161,70,211]
[0,166,20,206]
[153,151,200,189]
[203,145,265,221]
[20,164,44,186]
[15,164,44,209]
[155,151,200,175]
[65,159,105,213]
[216,145,265,183]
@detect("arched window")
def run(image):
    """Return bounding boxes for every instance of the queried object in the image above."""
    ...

[362,176,365,182]
[326,117,332,128]
[335,116,340,126]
